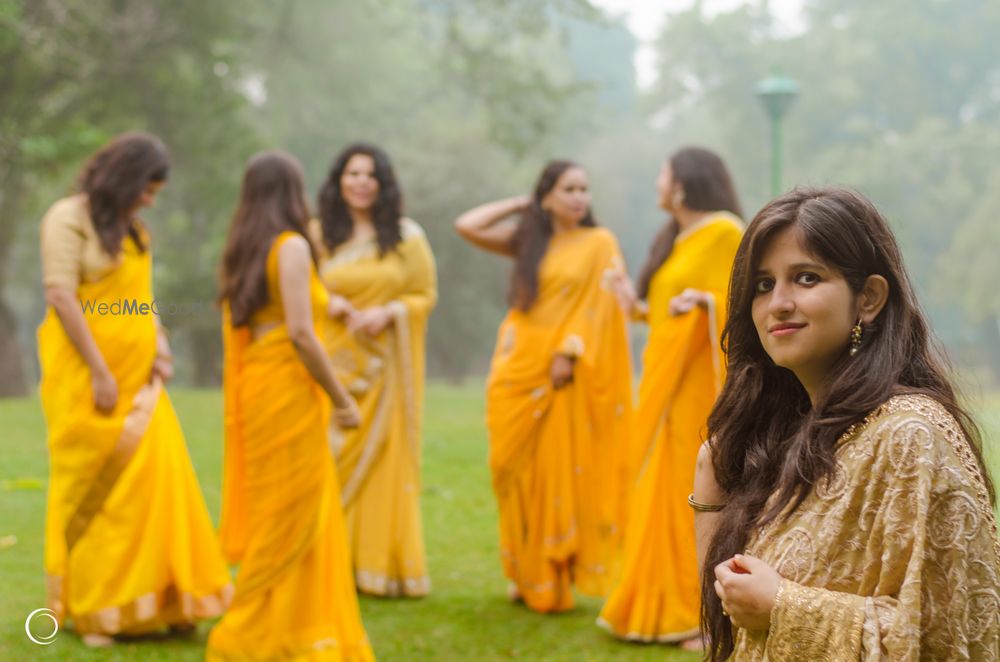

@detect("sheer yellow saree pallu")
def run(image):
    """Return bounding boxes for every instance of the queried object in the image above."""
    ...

[38,236,232,635]
[486,227,633,613]
[317,220,436,597]
[209,232,373,661]
[597,308,725,641]
[598,214,741,642]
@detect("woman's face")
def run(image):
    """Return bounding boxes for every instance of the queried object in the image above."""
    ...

[339,153,380,212]
[751,226,858,393]
[656,161,675,211]
[134,180,165,211]
[541,167,591,225]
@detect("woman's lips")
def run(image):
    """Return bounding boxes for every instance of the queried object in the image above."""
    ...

[769,322,806,336]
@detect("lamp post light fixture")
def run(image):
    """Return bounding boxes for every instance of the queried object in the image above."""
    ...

[755,74,799,197]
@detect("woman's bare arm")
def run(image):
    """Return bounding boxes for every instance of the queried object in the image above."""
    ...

[694,440,726,574]
[277,235,358,426]
[453,195,529,257]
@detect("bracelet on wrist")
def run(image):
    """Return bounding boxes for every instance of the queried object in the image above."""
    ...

[687,493,726,512]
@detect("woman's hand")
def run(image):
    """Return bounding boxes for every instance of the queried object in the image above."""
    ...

[327,294,356,321]
[152,354,174,383]
[152,327,174,383]
[453,195,532,256]
[513,193,533,213]
[714,554,781,631]
[669,288,709,316]
[609,271,639,314]
[347,306,393,336]
[91,367,119,414]
[550,354,575,389]
[333,397,361,429]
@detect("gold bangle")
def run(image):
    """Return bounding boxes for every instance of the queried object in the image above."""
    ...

[688,493,725,512]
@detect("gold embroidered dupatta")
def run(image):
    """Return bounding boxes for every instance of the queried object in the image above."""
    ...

[735,395,1000,661]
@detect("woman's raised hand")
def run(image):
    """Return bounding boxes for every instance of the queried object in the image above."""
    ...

[713,554,781,631]
[347,306,393,336]
[669,287,709,316]
[327,294,356,321]
[609,270,638,314]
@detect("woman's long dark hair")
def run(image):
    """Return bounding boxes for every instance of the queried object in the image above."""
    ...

[701,187,996,661]
[79,131,170,256]
[508,160,596,311]
[317,142,403,256]
[636,146,742,299]
[219,151,317,327]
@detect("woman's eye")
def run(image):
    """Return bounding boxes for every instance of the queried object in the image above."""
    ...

[796,272,821,286]
[754,278,774,294]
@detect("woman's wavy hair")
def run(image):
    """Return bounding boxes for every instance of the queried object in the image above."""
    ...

[701,186,996,661]
[79,131,170,256]
[317,142,403,256]
[636,146,742,299]
[508,160,596,311]
[219,151,317,327]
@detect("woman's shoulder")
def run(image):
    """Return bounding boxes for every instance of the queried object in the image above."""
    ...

[865,393,959,435]
[306,218,324,246]
[41,194,89,231]
[856,393,961,449]
[579,225,620,250]
[858,394,988,488]
[400,217,428,242]
[701,212,745,244]
[274,231,308,253]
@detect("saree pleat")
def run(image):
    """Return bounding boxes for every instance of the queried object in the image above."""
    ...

[486,226,633,613]
[598,214,742,641]
[38,232,232,635]
[208,232,374,661]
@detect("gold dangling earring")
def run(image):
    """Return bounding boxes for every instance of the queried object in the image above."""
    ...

[849,319,863,356]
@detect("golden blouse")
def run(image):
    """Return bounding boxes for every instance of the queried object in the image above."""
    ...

[40,194,129,290]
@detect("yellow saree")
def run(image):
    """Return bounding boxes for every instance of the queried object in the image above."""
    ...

[735,394,1000,661]
[312,218,437,597]
[486,226,633,613]
[598,213,743,641]
[208,232,374,661]
[38,219,232,635]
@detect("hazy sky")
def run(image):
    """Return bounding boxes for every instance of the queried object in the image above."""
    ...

[591,0,805,88]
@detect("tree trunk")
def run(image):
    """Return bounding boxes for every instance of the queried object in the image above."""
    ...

[0,169,28,396]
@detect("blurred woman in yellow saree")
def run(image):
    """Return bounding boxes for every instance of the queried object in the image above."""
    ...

[311,143,437,597]
[454,160,633,613]
[209,151,373,661]
[38,133,232,647]
[598,147,743,647]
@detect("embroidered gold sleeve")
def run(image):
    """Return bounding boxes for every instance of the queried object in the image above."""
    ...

[766,409,999,661]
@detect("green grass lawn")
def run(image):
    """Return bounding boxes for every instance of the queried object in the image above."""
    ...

[3,385,999,661]
[0,384,696,661]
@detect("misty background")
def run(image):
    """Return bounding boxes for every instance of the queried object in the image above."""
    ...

[2,0,999,395]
